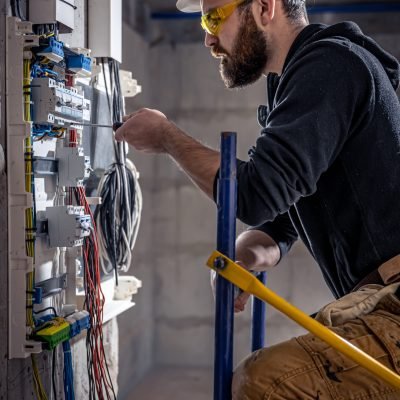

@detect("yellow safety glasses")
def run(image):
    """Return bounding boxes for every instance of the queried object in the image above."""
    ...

[201,0,247,36]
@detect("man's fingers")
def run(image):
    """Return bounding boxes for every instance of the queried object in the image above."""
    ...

[122,109,145,122]
[115,126,124,142]
[234,292,251,313]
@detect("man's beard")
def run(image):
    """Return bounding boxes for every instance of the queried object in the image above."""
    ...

[212,8,268,89]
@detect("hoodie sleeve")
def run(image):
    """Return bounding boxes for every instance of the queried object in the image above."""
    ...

[233,41,373,226]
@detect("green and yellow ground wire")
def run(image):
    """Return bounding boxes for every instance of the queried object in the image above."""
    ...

[24,58,48,400]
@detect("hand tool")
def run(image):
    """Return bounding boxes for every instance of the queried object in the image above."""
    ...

[69,122,124,130]
[206,250,400,390]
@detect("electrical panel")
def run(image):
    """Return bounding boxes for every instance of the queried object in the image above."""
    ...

[5,1,143,397]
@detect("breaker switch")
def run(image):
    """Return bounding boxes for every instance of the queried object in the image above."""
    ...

[46,206,91,248]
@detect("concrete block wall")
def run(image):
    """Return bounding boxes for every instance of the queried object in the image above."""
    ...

[145,41,334,368]
[117,23,158,398]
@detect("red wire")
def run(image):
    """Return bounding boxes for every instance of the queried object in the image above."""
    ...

[76,184,114,399]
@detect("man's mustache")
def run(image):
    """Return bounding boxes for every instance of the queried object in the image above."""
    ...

[211,46,229,58]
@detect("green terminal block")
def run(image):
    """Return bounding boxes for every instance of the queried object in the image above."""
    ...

[34,317,70,349]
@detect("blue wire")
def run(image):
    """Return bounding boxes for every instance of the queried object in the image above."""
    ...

[63,341,75,400]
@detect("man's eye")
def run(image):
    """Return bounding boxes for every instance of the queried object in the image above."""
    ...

[206,14,221,22]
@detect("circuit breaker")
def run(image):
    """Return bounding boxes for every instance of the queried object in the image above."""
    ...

[46,206,91,247]
[31,77,91,125]
[57,146,90,186]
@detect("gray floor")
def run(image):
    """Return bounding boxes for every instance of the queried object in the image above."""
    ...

[127,367,213,400]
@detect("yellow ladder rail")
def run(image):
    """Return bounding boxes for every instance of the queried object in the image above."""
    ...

[206,250,400,389]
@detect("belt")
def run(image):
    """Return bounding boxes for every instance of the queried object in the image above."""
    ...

[353,254,400,292]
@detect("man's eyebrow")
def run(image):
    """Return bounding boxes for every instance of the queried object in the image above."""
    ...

[203,6,216,14]
[202,1,218,14]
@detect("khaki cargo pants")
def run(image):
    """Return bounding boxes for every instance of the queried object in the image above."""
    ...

[232,292,400,399]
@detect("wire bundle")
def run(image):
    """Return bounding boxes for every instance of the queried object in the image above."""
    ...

[63,341,75,400]
[68,132,116,400]
[75,186,116,400]
[96,157,142,276]
[10,0,25,20]
[31,355,49,400]
[95,58,142,281]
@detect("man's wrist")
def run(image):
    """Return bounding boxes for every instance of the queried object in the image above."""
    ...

[163,122,185,155]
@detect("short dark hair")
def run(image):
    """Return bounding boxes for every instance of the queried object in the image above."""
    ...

[281,0,307,21]
[239,0,307,22]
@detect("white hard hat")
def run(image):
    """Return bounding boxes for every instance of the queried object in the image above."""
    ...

[176,0,201,12]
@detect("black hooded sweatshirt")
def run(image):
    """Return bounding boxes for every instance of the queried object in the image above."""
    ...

[215,22,400,298]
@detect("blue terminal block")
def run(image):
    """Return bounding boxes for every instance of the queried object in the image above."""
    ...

[37,37,64,63]
[34,313,55,328]
[66,54,92,76]
[33,287,43,304]
[66,311,90,338]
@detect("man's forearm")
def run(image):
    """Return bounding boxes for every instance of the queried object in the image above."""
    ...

[236,230,281,271]
[164,124,220,199]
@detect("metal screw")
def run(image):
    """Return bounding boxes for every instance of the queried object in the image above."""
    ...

[214,256,227,270]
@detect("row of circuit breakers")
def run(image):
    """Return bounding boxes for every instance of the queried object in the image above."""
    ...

[32,39,93,248]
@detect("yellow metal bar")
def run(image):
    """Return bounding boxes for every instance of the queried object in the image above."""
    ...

[206,250,400,389]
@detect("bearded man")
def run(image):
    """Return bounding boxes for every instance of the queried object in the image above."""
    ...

[116,0,400,398]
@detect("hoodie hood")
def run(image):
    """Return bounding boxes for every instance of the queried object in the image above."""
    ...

[285,22,400,90]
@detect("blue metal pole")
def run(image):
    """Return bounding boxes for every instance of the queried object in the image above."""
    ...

[214,132,237,400]
[251,272,267,352]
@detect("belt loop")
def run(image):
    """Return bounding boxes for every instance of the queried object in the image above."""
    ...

[378,255,400,285]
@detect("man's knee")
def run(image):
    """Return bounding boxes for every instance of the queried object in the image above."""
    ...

[232,338,314,400]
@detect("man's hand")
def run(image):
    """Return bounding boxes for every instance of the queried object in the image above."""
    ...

[211,230,281,313]
[115,108,172,153]
[210,263,251,313]
[116,108,220,199]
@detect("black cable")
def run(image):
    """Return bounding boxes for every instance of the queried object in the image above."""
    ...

[32,306,58,316]
[60,0,77,9]
[10,0,17,17]
[16,0,25,20]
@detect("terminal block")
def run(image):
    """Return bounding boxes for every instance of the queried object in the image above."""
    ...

[34,317,71,349]
[36,37,64,63]
[57,146,90,187]
[66,54,92,77]
[65,310,90,338]
[47,206,91,248]
[31,78,91,125]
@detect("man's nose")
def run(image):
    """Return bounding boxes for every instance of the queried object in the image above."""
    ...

[204,32,218,48]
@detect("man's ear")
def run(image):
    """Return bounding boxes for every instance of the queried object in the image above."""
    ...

[253,0,275,27]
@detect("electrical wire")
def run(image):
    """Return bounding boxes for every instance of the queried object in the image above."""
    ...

[63,341,75,400]
[31,354,49,400]
[67,130,116,400]
[10,0,25,20]
[24,56,49,400]
[95,58,143,280]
